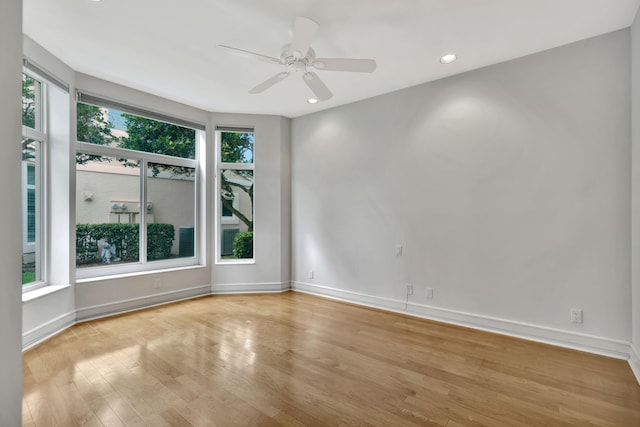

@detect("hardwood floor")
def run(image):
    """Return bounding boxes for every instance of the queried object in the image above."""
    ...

[23,292,640,426]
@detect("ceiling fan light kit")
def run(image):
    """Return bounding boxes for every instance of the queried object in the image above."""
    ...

[218,17,377,102]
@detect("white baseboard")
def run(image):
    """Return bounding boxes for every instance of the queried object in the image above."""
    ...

[22,311,76,351]
[24,282,292,351]
[75,284,212,322]
[26,279,635,378]
[292,281,630,360]
[211,281,291,294]
[630,344,640,384]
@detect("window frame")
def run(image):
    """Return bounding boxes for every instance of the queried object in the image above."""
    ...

[75,102,204,280]
[21,70,47,293]
[215,128,255,264]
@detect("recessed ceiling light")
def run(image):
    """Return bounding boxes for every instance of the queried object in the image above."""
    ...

[307,98,318,104]
[440,54,457,64]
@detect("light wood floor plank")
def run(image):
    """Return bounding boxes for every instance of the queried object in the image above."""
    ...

[23,292,640,426]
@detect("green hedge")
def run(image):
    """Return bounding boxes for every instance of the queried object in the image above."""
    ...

[76,223,175,265]
[233,231,253,259]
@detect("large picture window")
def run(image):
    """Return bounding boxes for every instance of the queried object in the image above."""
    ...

[21,72,45,290]
[75,94,203,278]
[216,128,254,262]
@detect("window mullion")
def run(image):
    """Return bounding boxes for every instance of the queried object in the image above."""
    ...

[22,126,46,142]
[35,140,44,282]
[218,162,254,171]
[140,159,148,265]
[76,142,196,169]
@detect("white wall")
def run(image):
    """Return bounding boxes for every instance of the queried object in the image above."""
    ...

[292,29,632,356]
[280,116,292,283]
[211,113,291,292]
[1,1,23,425]
[631,7,640,380]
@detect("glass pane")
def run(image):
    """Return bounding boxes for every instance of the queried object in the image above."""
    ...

[27,189,36,242]
[147,163,196,261]
[220,169,253,259]
[22,137,40,285]
[22,74,41,130]
[77,103,196,159]
[76,103,116,146]
[221,195,234,217]
[220,131,254,163]
[27,164,36,186]
[76,154,141,267]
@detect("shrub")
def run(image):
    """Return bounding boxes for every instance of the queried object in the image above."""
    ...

[233,231,253,259]
[147,223,175,261]
[76,223,175,265]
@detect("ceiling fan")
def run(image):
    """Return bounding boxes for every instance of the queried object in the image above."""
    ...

[218,17,376,102]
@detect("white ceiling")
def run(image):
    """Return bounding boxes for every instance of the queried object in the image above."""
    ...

[23,0,640,118]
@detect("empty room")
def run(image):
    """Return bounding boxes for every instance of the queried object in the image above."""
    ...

[2,0,640,425]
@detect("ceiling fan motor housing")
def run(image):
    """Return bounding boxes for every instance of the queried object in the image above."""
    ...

[281,45,316,72]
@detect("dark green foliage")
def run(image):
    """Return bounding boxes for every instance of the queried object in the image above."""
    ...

[76,223,175,265]
[22,74,35,128]
[221,131,253,163]
[147,223,175,261]
[120,114,195,159]
[77,104,114,145]
[22,75,37,162]
[232,231,253,259]
[76,103,115,165]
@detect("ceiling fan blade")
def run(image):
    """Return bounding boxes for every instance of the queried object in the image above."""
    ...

[249,71,290,94]
[217,45,282,65]
[313,58,377,73]
[291,17,318,58]
[303,72,333,101]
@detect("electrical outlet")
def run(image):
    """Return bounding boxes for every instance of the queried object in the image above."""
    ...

[308,270,314,279]
[426,287,433,299]
[570,308,583,324]
[406,283,413,295]
[154,279,162,289]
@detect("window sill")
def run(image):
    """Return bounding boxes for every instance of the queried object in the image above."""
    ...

[22,284,71,303]
[215,259,255,266]
[76,263,207,284]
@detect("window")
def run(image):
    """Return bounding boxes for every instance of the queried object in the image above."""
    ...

[221,192,239,224]
[75,94,203,278]
[216,128,254,262]
[21,73,45,290]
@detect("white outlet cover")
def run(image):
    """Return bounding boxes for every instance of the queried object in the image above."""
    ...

[570,308,583,323]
